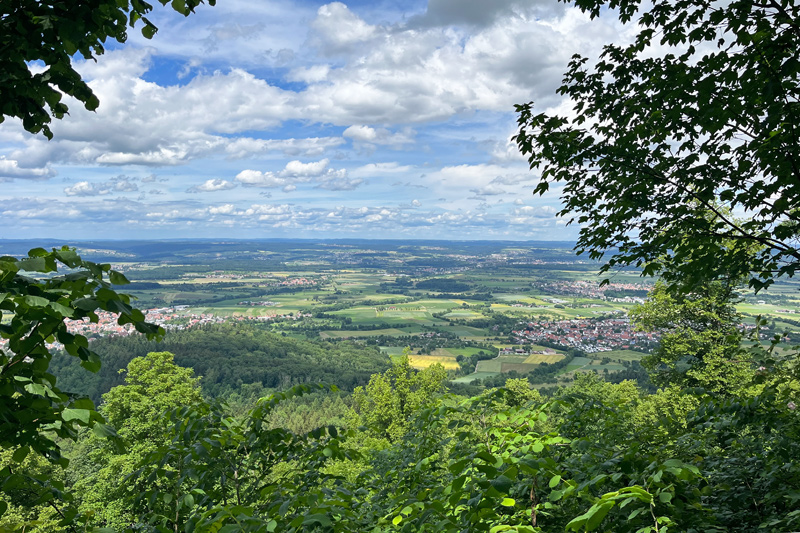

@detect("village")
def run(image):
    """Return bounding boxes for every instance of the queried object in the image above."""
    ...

[511,317,660,354]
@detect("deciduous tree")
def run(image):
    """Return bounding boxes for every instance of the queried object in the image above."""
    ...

[514,0,800,292]
[0,0,215,139]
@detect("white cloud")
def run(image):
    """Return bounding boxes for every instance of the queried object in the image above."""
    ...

[0,0,629,241]
[187,179,237,193]
[235,169,288,189]
[63,176,138,196]
[64,181,104,197]
[343,125,415,148]
[281,159,329,177]
[235,159,352,191]
[0,159,55,180]
[309,3,377,55]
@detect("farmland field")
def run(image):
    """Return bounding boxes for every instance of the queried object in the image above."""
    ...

[523,353,565,364]
[30,237,796,390]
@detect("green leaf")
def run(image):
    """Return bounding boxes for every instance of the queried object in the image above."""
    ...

[109,270,129,285]
[62,408,92,424]
[491,474,514,493]
[23,295,49,307]
[92,422,116,438]
[12,446,30,463]
[16,257,48,272]
[303,514,331,527]
[586,502,615,530]
[171,0,187,14]
[501,498,515,507]
[48,301,74,318]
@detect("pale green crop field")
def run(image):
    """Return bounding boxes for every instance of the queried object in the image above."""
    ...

[601,350,646,362]
[476,359,503,373]
[436,325,490,337]
[442,310,484,319]
[524,353,565,364]
[380,347,409,356]
[451,372,499,384]
[320,327,426,339]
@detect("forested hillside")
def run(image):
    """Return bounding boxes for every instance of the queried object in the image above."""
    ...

[50,324,391,402]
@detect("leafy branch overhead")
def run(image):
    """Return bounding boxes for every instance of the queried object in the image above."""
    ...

[0,247,164,463]
[514,0,800,292]
[0,0,215,139]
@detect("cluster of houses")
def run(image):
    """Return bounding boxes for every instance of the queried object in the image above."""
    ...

[498,347,557,356]
[511,317,660,353]
[536,280,651,300]
[0,306,317,355]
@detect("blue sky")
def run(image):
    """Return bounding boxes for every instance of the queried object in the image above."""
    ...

[0,0,628,240]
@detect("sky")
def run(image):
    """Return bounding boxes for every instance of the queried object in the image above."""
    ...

[0,0,631,241]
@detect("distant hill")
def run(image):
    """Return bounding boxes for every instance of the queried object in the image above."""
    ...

[51,323,391,404]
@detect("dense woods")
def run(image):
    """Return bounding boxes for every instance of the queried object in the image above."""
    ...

[51,324,391,402]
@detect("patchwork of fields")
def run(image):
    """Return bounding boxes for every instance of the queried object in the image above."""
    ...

[88,240,800,387]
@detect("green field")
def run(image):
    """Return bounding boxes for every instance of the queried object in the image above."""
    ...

[523,353,565,364]
[601,350,646,362]
[320,327,425,338]
[451,372,499,384]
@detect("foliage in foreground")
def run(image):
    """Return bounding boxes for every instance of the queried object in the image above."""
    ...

[515,0,800,293]
[4,343,799,533]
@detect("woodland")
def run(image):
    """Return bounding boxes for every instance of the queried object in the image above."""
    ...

[2,0,800,531]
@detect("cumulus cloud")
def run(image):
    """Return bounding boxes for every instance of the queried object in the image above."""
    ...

[0,159,55,180]
[309,3,377,55]
[0,1,627,241]
[235,169,288,189]
[187,179,238,193]
[343,125,415,148]
[235,159,352,191]
[63,176,138,197]
[2,5,603,174]
[282,159,330,177]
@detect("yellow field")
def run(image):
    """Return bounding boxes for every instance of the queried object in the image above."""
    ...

[408,354,459,370]
[523,353,565,364]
